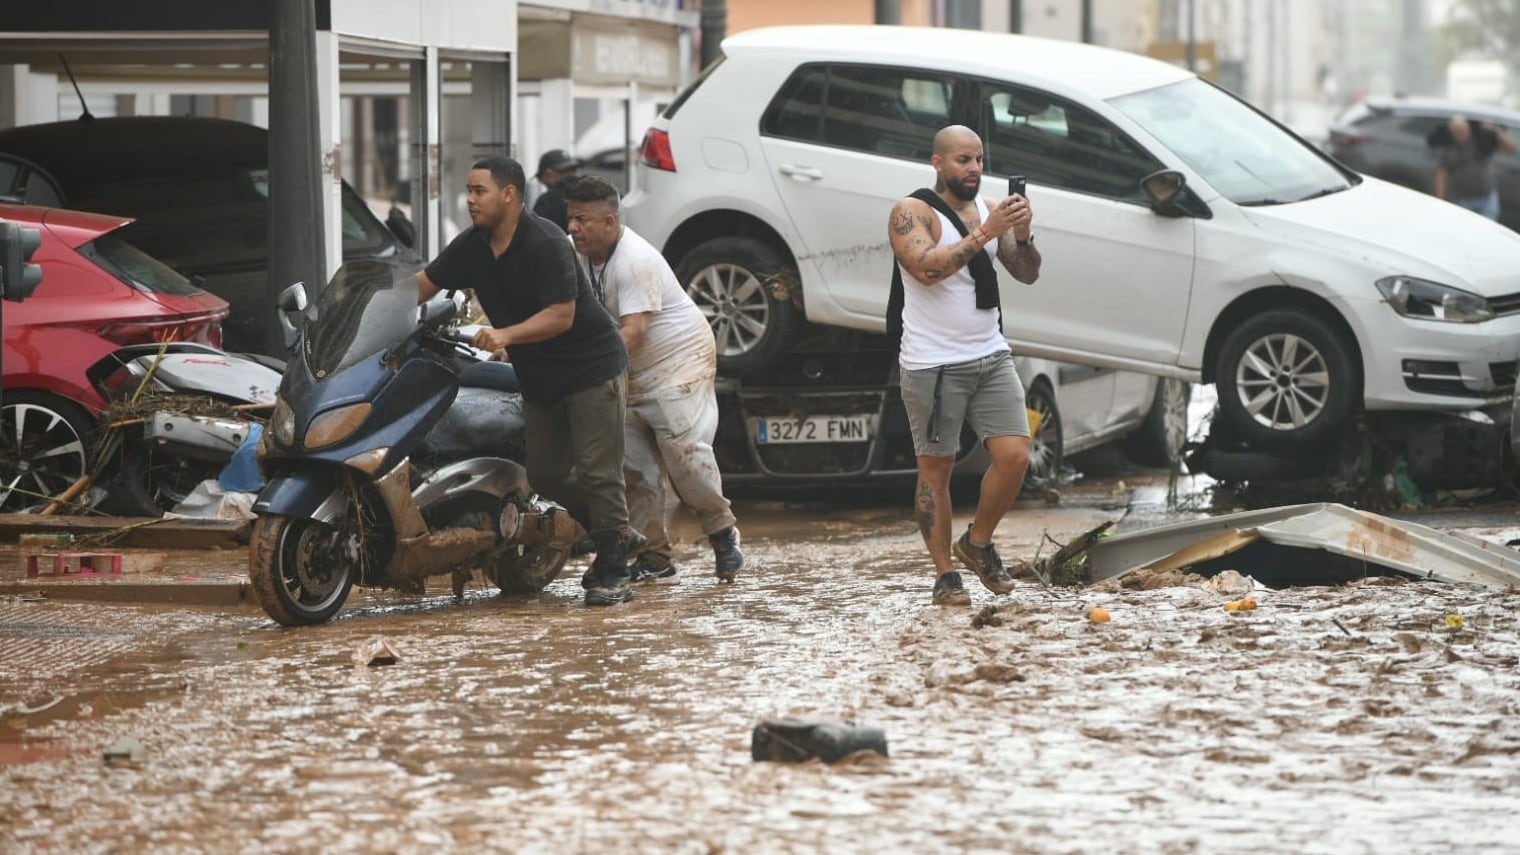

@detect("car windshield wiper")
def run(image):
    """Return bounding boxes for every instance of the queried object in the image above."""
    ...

[1238,197,1286,206]
[1296,184,1349,202]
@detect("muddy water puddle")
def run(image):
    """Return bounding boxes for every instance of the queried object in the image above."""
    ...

[4,500,1520,853]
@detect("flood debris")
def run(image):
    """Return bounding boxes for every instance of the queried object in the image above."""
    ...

[751,718,888,764]
[1012,520,1117,587]
[354,636,401,667]
[102,737,145,765]
[1087,502,1520,588]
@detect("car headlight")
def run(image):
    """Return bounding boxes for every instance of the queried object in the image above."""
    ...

[1376,276,1495,323]
[269,398,296,447]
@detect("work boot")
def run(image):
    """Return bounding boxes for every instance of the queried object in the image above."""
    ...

[710,526,744,583]
[954,526,1015,595]
[583,529,634,606]
[582,528,649,589]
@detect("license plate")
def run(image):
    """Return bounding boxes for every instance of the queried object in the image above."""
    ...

[753,415,871,445]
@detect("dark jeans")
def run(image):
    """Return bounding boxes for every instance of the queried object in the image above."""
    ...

[522,373,630,535]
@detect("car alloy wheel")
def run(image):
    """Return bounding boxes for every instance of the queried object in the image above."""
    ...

[0,393,95,513]
[676,236,803,377]
[1215,308,1357,448]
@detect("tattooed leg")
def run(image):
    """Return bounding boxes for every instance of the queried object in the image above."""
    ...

[915,455,956,575]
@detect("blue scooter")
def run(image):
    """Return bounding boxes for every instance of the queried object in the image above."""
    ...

[248,259,577,626]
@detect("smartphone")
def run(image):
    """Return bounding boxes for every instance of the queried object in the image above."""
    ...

[1007,175,1027,199]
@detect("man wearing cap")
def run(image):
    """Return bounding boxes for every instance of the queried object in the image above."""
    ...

[533,148,582,233]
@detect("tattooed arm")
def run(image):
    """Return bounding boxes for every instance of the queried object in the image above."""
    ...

[993,195,1041,284]
[888,198,986,285]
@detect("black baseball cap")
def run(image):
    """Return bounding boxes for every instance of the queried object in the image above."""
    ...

[536,149,582,176]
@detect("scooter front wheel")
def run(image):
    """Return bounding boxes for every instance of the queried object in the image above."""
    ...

[248,514,358,626]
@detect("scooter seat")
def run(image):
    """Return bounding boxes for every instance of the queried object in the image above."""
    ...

[420,386,527,463]
[458,361,519,393]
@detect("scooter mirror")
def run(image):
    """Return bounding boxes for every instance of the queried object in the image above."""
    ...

[277,281,308,354]
[277,281,308,313]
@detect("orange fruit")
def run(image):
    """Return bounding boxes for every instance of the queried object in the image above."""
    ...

[1087,607,1111,623]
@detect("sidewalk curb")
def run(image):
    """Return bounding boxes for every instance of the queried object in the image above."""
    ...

[0,578,252,607]
[0,514,248,550]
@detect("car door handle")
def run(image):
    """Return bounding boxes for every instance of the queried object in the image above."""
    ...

[778,164,824,181]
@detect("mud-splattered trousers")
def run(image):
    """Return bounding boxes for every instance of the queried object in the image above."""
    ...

[625,375,736,567]
[522,372,630,537]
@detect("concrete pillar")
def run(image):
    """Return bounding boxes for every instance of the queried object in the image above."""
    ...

[537,77,576,162]
[0,66,28,131]
[411,47,443,260]
[315,29,342,284]
[268,0,327,354]
[0,65,59,130]
[470,58,512,161]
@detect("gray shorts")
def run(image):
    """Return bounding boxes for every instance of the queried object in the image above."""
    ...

[900,349,1030,458]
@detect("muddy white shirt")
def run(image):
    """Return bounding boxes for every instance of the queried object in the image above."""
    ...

[583,226,716,401]
[897,195,1009,371]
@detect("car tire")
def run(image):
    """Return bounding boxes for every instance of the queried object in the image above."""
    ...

[1214,309,1357,449]
[1024,381,1063,489]
[0,392,96,513]
[1122,378,1192,468]
[676,236,803,377]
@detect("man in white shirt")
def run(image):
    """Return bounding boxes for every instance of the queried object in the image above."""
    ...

[562,176,745,584]
[886,125,1042,606]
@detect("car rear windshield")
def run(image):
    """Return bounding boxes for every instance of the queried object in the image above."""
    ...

[77,233,206,297]
[1112,78,1352,206]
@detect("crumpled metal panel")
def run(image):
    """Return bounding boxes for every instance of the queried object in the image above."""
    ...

[1087,502,1520,588]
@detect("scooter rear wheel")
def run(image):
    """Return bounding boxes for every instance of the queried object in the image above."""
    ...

[248,514,357,626]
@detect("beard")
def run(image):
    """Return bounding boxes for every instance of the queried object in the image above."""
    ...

[946,174,979,201]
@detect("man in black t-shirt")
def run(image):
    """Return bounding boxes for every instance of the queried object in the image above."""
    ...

[417,156,636,606]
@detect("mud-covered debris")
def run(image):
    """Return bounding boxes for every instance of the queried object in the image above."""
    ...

[970,605,1005,628]
[1087,502,1520,588]
[1204,570,1255,597]
[751,718,888,764]
[103,736,145,765]
[1021,520,1117,586]
[355,636,401,667]
[1118,567,1195,590]
[970,663,1025,683]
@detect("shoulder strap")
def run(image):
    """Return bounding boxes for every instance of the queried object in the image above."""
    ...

[910,188,968,236]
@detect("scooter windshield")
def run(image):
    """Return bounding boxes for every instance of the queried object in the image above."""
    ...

[303,259,421,376]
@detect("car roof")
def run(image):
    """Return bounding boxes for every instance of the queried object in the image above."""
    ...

[0,201,131,234]
[1361,95,1520,122]
[723,25,1194,101]
[0,116,269,196]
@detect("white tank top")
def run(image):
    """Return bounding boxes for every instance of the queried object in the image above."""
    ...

[897,195,1010,371]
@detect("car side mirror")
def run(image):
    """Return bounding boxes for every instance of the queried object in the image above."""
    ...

[1141,170,1191,217]
[277,281,308,353]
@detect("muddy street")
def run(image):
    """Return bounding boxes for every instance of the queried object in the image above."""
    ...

[3,482,1520,854]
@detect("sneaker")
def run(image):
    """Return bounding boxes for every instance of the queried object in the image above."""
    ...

[584,571,635,606]
[710,526,744,583]
[630,555,679,585]
[954,527,1015,594]
[932,571,972,606]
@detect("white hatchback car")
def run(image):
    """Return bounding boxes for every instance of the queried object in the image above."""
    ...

[625,25,1520,450]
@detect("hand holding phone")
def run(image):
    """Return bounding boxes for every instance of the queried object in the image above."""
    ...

[1007,175,1027,200]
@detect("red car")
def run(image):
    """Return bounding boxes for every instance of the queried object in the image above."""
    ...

[1,204,228,511]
